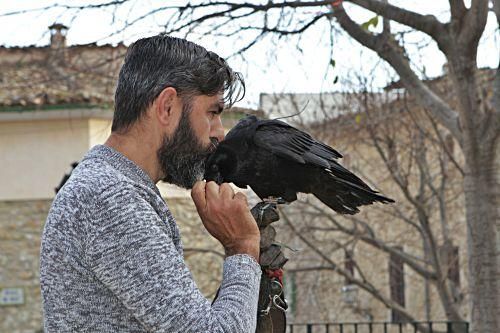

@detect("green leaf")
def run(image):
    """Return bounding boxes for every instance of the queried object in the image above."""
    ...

[361,15,379,31]
[333,76,339,84]
[330,59,336,68]
[355,114,362,124]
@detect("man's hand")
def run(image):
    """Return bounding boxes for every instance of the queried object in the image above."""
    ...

[191,181,260,262]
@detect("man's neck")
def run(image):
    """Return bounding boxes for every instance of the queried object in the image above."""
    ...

[105,131,162,183]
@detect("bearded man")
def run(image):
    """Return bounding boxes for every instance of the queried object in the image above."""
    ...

[40,35,261,332]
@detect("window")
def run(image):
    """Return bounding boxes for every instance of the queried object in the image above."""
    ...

[389,247,405,322]
[448,246,460,286]
[439,243,462,302]
[439,244,460,286]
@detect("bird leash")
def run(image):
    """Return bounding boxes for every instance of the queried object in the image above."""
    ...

[250,202,288,333]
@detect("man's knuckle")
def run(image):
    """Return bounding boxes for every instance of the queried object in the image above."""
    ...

[234,201,245,213]
[221,183,232,193]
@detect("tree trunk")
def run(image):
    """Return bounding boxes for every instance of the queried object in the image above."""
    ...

[462,141,500,333]
[441,25,500,327]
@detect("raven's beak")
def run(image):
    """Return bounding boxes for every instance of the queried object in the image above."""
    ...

[204,168,223,185]
[213,174,224,185]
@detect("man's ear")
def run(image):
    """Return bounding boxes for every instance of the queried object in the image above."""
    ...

[154,87,181,127]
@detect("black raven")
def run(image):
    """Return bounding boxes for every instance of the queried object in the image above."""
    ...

[204,115,394,215]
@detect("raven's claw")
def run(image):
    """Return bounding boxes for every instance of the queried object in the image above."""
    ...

[251,201,280,227]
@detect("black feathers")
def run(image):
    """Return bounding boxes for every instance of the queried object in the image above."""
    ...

[204,115,394,215]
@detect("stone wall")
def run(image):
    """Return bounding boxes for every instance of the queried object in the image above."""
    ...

[0,199,50,333]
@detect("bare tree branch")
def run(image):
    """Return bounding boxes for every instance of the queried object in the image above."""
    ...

[494,0,500,24]
[241,13,329,35]
[425,111,465,176]
[0,0,131,17]
[331,5,463,141]
[304,201,437,280]
[461,0,490,46]
[346,0,446,43]
[449,0,467,20]
[281,209,436,327]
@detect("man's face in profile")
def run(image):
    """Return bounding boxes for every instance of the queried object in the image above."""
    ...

[157,94,223,189]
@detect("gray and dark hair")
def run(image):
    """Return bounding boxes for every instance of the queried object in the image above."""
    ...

[112,34,245,132]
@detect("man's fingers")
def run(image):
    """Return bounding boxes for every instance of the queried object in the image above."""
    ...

[205,181,220,204]
[234,192,248,205]
[219,183,234,200]
[191,180,207,209]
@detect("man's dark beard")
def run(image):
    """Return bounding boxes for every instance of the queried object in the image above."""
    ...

[157,105,217,189]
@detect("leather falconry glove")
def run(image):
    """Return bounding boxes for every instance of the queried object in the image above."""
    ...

[250,202,288,333]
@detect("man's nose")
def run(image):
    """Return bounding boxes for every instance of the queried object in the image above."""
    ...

[211,116,225,142]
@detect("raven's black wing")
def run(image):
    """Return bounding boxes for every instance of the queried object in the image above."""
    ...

[251,119,394,213]
[252,119,344,170]
[252,119,386,193]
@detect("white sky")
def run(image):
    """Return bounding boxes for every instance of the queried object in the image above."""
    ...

[0,1,498,108]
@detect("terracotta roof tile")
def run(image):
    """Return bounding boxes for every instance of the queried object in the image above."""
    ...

[0,43,126,108]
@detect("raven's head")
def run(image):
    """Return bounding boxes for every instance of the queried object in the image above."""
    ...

[237,114,258,127]
[204,145,237,185]
[224,114,258,140]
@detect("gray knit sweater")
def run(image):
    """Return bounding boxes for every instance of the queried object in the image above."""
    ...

[40,144,261,332]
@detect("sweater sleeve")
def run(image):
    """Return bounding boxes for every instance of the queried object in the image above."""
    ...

[85,184,261,333]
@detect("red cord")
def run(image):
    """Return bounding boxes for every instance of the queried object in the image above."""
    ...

[265,268,284,285]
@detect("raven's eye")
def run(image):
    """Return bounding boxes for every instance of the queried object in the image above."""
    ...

[210,164,218,171]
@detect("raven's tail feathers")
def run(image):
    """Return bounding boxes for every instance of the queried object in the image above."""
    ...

[313,170,394,215]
